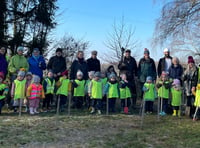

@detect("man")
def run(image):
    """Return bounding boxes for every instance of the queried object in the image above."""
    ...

[157,48,172,77]
[87,50,101,72]
[47,48,66,81]
[118,49,138,107]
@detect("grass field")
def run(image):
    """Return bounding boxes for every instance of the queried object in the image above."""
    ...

[0,108,200,148]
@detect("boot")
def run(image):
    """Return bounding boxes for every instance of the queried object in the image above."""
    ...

[178,110,181,117]
[185,107,190,117]
[97,110,101,115]
[29,107,34,115]
[172,110,176,116]
[34,108,39,114]
[90,107,95,114]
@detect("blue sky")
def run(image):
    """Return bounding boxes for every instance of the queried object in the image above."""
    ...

[54,0,165,61]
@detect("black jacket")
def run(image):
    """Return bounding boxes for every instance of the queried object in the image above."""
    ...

[157,56,172,77]
[47,56,66,74]
[87,57,101,72]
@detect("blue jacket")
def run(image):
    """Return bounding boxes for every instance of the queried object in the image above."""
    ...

[28,55,46,78]
[0,54,8,76]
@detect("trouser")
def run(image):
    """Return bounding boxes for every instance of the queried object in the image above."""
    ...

[109,98,116,112]
[120,98,131,108]
[0,99,5,114]
[186,96,195,117]
[145,101,154,112]
[161,98,168,113]
[29,98,40,108]
[91,99,102,110]
[72,96,84,109]
[43,94,53,109]
[56,95,67,109]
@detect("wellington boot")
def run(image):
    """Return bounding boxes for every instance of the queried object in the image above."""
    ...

[172,110,176,116]
[178,110,181,117]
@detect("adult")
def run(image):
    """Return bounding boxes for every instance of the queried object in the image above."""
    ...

[8,46,29,81]
[70,51,88,80]
[168,57,183,82]
[0,46,8,77]
[28,48,46,79]
[87,50,101,72]
[182,56,198,118]
[118,49,138,106]
[157,48,172,77]
[138,48,157,95]
[47,48,66,81]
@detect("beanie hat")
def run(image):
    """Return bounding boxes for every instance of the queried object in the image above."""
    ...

[144,48,150,55]
[33,48,39,52]
[0,72,4,80]
[32,75,40,83]
[88,71,95,76]
[172,79,180,86]
[76,70,83,76]
[18,70,25,77]
[146,76,152,82]
[26,72,32,76]
[17,46,24,52]
[163,48,169,52]
[188,56,195,64]
[56,48,62,53]
[109,72,116,79]
[94,72,101,78]
[61,70,68,76]
[48,69,53,74]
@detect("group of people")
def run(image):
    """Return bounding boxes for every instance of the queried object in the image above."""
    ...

[0,45,200,119]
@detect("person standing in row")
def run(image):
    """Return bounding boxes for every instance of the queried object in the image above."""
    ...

[87,50,101,72]
[0,46,8,77]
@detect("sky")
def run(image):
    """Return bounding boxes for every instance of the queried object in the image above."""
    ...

[54,0,165,61]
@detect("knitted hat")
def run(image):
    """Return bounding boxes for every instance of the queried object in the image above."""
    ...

[88,71,95,76]
[56,48,62,53]
[0,72,4,80]
[17,46,24,52]
[76,70,83,76]
[26,72,32,76]
[32,75,40,83]
[47,69,53,74]
[18,70,25,77]
[33,48,39,52]
[94,72,101,78]
[172,79,180,86]
[61,70,68,76]
[188,56,195,64]
[91,50,97,55]
[163,48,169,52]
[146,76,152,82]
[144,48,150,54]
[109,72,116,79]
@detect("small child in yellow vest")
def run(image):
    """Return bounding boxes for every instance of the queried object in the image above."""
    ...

[56,70,71,112]
[0,72,9,114]
[88,72,103,114]
[171,79,182,117]
[143,76,157,114]
[27,75,45,115]
[42,70,55,112]
[192,83,200,120]
[104,72,119,113]
[72,70,86,109]
[11,70,26,112]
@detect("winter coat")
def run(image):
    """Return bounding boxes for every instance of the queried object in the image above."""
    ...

[182,66,198,96]
[118,56,138,80]
[28,55,46,79]
[138,57,157,83]
[0,54,8,76]
[168,64,183,81]
[8,54,29,75]
[70,58,88,80]
[87,57,101,72]
[47,55,66,74]
[157,56,172,77]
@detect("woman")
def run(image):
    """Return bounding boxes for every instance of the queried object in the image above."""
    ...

[28,48,46,79]
[182,56,198,118]
[0,46,8,77]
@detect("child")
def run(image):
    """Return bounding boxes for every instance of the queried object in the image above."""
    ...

[119,73,131,113]
[192,84,200,120]
[143,76,157,114]
[72,70,86,109]
[56,70,71,112]
[104,72,119,113]
[42,70,55,112]
[88,71,103,114]
[156,71,170,116]
[27,75,45,114]
[24,72,33,112]
[11,70,26,112]
[171,79,182,117]
[0,72,9,114]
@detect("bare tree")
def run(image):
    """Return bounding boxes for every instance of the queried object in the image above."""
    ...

[153,0,200,57]
[104,16,139,63]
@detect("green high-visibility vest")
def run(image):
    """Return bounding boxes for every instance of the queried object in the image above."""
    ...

[56,77,70,96]
[194,89,200,107]
[91,80,103,99]
[14,79,26,99]
[101,78,107,86]
[157,81,170,99]
[0,84,7,100]
[171,87,182,106]
[143,83,156,101]
[120,86,131,99]
[45,78,55,94]
[108,82,119,99]
[73,79,85,97]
